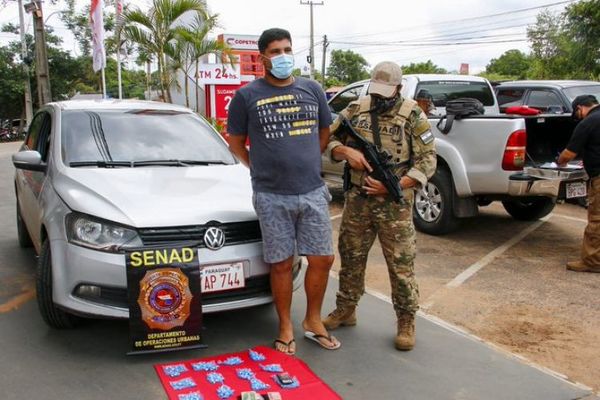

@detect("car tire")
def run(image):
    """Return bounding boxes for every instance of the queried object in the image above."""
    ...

[16,201,33,248]
[413,167,460,235]
[37,239,79,329]
[501,197,556,221]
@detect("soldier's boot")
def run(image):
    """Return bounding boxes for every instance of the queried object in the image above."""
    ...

[395,313,415,351]
[566,260,600,273]
[322,306,357,330]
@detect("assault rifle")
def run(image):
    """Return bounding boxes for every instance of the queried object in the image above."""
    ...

[338,116,404,204]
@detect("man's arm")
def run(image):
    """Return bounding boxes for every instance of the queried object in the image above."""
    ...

[319,127,331,154]
[227,134,250,168]
[557,149,577,166]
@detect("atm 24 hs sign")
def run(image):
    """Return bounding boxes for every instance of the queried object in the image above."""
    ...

[197,64,241,85]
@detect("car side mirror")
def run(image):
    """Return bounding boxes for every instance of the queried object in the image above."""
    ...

[12,150,47,172]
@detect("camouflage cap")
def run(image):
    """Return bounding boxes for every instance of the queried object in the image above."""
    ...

[368,61,402,98]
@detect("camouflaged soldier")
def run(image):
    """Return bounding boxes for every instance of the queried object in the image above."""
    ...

[323,61,436,351]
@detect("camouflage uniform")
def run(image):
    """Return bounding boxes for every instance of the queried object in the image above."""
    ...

[327,94,437,317]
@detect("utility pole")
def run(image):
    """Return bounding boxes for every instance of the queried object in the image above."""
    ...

[17,0,33,125]
[300,0,323,80]
[25,0,52,106]
[321,34,329,87]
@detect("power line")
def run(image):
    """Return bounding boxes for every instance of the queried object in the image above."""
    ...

[325,0,574,41]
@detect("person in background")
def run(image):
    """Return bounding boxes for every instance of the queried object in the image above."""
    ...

[558,94,600,273]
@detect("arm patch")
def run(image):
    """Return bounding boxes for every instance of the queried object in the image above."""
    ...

[420,130,434,144]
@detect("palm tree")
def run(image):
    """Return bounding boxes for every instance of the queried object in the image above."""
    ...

[173,14,236,111]
[121,0,207,103]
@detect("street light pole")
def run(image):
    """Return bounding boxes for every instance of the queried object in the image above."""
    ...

[25,0,52,106]
[300,0,323,81]
[17,0,33,124]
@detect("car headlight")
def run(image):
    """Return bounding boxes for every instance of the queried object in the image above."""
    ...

[66,213,143,252]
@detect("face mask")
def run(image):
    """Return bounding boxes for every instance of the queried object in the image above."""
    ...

[269,54,294,79]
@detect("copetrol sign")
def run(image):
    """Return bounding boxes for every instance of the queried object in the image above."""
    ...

[197,64,241,85]
[219,34,259,50]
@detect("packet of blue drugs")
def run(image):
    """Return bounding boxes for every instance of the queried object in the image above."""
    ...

[216,384,235,399]
[250,378,270,391]
[236,368,255,380]
[163,364,188,377]
[178,392,204,400]
[192,361,219,372]
[248,349,266,361]
[206,372,225,384]
[219,356,243,366]
[170,377,197,391]
[259,364,283,373]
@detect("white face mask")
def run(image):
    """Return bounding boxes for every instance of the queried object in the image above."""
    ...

[269,54,294,79]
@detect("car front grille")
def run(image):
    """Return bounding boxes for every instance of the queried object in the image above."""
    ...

[137,220,261,247]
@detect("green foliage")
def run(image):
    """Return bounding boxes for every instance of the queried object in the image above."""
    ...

[485,50,530,79]
[0,46,25,120]
[401,60,447,74]
[327,49,369,85]
[526,1,600,80]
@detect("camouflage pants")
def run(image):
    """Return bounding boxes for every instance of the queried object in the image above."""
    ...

[336,187,419,316]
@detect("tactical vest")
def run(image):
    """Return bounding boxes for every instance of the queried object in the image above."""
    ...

[346,95,418,187]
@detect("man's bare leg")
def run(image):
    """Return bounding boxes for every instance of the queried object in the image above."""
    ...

[302,255,340,348]
[270,256,295,354]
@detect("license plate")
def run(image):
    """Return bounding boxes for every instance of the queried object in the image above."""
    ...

[201,262,245,293]
[566,181,587,199]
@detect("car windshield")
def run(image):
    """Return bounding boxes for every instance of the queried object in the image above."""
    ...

[563,86,600,103]
[415,81,495,107]
[61,109,236,166]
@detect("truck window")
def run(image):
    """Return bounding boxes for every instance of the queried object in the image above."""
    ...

[329,85,363,113]
[415,81,495,107]
[563,86,600,103]
[496,88,525,107]
[527,90,563,112]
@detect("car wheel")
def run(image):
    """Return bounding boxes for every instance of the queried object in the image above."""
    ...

[16,201,33,248]
[413,168,460,235]
[37,239,79,329]
[501,197,556,221]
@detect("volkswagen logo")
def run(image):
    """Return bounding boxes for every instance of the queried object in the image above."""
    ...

[204,227,225,250]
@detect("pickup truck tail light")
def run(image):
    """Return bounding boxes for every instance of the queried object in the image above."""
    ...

[502,129,526,171]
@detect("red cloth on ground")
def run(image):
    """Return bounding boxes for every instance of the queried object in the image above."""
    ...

[155,346,342,400]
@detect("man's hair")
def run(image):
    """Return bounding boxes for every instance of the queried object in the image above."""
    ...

[258,28,292,53]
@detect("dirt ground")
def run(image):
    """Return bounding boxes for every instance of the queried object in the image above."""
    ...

[327,186,600,393]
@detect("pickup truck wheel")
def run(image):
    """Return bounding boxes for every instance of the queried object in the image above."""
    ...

[413,168,460,235]
[16,201,33,248]
[501,198,556,221]
[37,239,79,329]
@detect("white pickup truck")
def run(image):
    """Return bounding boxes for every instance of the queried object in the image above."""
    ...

[323,74,587,235]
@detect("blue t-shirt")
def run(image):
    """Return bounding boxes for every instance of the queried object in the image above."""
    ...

[227,77,333,194]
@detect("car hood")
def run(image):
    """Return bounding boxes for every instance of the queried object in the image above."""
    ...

[53,164,256,227]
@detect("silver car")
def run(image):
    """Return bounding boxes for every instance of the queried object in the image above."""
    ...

[13,100,301,329]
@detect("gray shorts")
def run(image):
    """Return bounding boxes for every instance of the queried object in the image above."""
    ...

[252,185,334,263]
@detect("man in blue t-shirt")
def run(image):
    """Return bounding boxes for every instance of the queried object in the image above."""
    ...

[227,28,340,354]
[558,94,600,273]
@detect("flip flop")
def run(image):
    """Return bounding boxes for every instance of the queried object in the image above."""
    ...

[273,338,296,355]
[303,330,341,350]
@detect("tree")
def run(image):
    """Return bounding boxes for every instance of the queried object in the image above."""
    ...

[327,49,369,85]
[485,50,530,79]
[172,14,234,110]
[401,60,447,74]
[564,0,600,79]
[122,0,208,103]
[0,46,25,121]
[527,10,572,79]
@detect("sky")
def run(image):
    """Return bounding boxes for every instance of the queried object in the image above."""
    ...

[0,0,576,74]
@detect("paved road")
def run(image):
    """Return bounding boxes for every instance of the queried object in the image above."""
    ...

[1,141,597,400]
